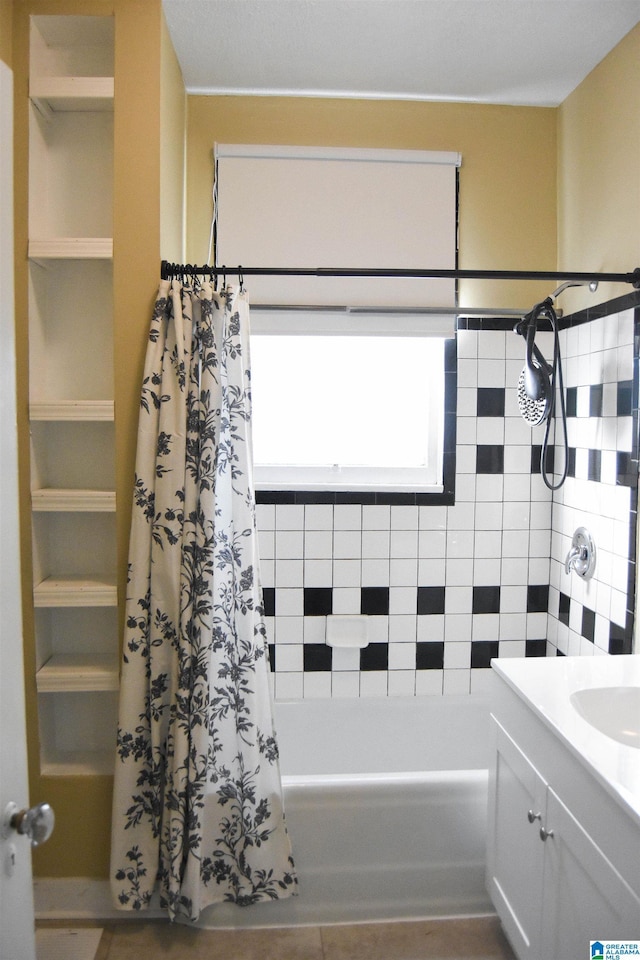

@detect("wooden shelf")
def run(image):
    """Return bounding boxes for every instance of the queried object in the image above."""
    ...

[32,488,116,512]
[30,401,114,421]
[40,751,115,778]
[29,238,113,261]
[34,576,118,608]
[37,654,118,692]
[29,13,118,778]
[30,75,114,114]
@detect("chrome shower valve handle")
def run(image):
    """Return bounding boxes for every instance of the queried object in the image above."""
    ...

[565,527,596,579]
[565,544,587,573]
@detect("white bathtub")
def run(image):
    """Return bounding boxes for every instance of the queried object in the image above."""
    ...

[198,694,493,928]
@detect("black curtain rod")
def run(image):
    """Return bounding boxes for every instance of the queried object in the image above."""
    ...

[160,261,640,287]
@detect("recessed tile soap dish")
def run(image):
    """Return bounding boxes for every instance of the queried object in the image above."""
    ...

[325,615,370,648]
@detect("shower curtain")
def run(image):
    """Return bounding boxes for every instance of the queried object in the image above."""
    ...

[110,279,297,922]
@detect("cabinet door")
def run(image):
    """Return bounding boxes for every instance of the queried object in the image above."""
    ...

[487,719,547,960]
[541,787,640,959]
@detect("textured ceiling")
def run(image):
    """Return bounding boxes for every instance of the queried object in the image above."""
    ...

[162,0,640,106]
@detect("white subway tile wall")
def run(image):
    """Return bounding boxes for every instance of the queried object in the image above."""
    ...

[256,295,640,699]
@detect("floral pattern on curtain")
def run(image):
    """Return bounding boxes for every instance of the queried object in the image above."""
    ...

[111,279,297,923]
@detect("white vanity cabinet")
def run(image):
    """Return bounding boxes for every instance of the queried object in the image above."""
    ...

[488,717,640,960]
[27,14,118,775]
[487,662,640,960]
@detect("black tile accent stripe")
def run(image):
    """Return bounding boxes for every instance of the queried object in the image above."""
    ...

[609,620,630,656]
[416,642,444,670]
[527,584,549,613]
[589,384,603,418]
[417,586,446,615]
[525,639,547,657]
[557,289,640,331]
[471,640,498,668]
[262,587,275,617]
[618,380,633,416]
[360,643,389,671]
[303,644,333,671]
[361,587,390,616]
[477,387,505,417]
[531,445,555,476]
[304,588,333,616]
[456,317,515,331]
[617,451,636,487]
[558,592,570,627]
[473,585,500,614]
[476,444,504,474]
[581,606,596,643]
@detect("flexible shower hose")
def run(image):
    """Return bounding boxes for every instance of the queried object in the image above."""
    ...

[540,305,568,490]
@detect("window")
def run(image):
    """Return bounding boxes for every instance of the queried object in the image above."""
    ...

[213,144,460,500]
[250,311,447,493]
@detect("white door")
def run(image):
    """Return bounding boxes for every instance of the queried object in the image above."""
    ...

[0,59,37,960]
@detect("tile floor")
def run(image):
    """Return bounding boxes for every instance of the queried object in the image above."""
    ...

[52,916,516,960]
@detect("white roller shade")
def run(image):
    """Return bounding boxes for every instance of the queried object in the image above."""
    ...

[214,144,460,308]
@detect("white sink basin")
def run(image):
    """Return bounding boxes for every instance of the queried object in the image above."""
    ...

[570,686,640,749]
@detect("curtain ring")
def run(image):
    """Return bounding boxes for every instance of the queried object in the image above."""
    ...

[238,266,244,292]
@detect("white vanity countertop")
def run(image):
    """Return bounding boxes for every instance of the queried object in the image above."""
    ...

[491,654,640,826]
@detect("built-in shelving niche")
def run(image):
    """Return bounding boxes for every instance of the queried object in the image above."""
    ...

[28,14,117,775]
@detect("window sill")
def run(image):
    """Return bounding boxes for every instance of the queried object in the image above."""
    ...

[254,481,445,495]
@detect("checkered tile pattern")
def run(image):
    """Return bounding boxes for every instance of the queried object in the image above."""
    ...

[256,292,640,700]
[545,296,639,657]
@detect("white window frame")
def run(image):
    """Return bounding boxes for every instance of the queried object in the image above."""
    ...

[250,308,449,494]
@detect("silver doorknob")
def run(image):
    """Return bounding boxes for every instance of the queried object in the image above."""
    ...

[539,825,554,842]
[3,801,55,847]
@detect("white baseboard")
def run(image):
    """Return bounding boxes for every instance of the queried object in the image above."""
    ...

[34,878,164,921]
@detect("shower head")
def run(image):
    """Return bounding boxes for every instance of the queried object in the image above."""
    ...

[515,298,555,426]
[516,295,570,489]
[551,279,599,300]
[517,366,552,426]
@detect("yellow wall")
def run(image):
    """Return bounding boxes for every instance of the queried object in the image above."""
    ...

[160,9,186,261]
[187,96,557,312]
[558,23,640,314]
[0,0,12,66]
